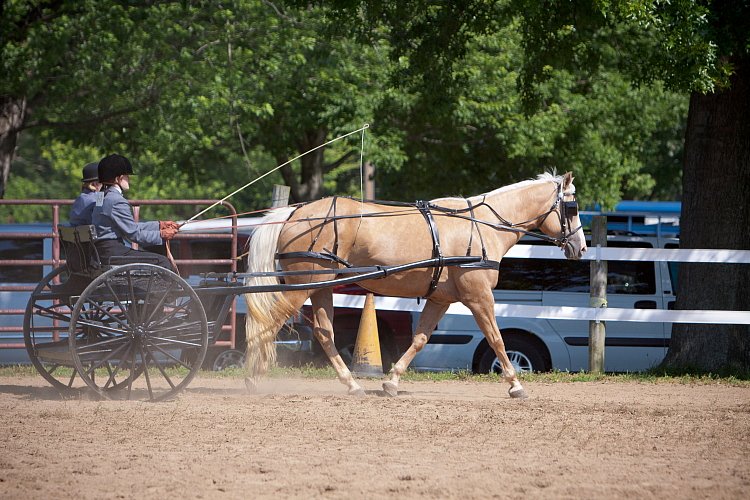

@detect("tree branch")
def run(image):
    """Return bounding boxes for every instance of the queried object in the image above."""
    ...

[21,104,147,131]
[323,149,358,173]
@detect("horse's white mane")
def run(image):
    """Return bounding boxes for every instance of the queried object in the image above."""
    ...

[434,172,563,203]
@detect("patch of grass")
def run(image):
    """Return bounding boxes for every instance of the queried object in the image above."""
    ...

[4,364,749,387]
[0,365,38,377]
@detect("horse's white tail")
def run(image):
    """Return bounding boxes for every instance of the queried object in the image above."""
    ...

[243,206,298,386]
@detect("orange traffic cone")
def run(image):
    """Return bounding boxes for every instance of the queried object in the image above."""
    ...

[350,293,383,377]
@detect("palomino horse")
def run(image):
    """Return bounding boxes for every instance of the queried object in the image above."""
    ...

[244,172,586,398]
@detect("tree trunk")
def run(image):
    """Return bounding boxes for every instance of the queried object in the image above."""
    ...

[0,97,27,199]
[297,128,327,202]
[279,128,328,203]
[663,58,750,373]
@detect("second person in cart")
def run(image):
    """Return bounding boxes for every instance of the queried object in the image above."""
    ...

[69,161,102,226]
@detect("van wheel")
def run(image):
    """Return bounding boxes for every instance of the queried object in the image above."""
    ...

[478,336,546,374]
[212,349,245,371]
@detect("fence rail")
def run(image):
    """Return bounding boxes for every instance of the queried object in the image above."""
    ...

[325,294,750,325]
[506,245,750,263]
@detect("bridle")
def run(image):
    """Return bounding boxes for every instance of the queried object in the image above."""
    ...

[552,181,583,250]
[475,179,582,248]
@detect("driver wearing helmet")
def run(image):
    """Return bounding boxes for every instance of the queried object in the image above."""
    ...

[92,154,179,270]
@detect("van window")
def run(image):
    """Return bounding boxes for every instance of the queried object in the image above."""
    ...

[0,240,43,283]
[497,240,656,294]
[665,242,679,291]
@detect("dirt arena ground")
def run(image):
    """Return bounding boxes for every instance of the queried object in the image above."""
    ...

[1,374,748,499]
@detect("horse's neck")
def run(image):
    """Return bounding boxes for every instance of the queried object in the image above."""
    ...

[487,181,555,229]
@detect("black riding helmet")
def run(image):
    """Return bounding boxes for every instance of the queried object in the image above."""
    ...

[81,162,99,182]
[98,154,134,184]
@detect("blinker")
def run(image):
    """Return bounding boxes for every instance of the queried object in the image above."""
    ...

[563,200,578,216]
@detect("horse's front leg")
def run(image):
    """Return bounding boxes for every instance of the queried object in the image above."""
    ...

[383,300,449,397]
[311,289,365,396]
[463,292,527,399]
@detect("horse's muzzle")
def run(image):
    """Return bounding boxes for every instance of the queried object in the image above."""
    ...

[563,239,587,260]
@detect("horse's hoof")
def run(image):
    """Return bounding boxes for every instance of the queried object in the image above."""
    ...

[382,381,398,397]
[509,387,528,399]
[244,377,258,394]
[348,387,366,397]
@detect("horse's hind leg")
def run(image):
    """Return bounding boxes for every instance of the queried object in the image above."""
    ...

[311,288,365,396]
[463,292,527,399]
[383,300,449,397]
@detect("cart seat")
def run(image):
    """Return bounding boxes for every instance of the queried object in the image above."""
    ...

[55,225,163,296]
[58,224,102,276]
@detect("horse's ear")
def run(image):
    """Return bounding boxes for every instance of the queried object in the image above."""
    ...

[563,171,574,188]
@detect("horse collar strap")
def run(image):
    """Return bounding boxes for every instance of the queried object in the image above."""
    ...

[416,200,444,297]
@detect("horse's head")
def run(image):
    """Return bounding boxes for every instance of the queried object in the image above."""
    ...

[539,172,587,260]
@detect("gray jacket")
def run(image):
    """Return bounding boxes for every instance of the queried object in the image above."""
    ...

[92,186,162,246]
[70,188,98,226]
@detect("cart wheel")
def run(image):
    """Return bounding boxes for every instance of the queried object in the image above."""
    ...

[24,266,145,393]
[23,266,83,392]
[69,264,208,401]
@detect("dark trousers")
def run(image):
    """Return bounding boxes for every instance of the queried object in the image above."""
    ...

[95,239,174,272]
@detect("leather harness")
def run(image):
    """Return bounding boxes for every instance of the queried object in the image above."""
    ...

[275,196,496,297]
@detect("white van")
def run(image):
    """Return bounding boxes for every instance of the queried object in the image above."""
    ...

[411,234,678,373]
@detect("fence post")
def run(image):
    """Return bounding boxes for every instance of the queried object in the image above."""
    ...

[272,185,290,208]
[589,215,607,373]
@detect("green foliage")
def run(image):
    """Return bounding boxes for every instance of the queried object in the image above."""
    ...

[515,0,750,96]
[376,25,687,208]
[3,0,692,223]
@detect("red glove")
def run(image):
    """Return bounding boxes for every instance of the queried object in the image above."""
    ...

[159,220,179,240]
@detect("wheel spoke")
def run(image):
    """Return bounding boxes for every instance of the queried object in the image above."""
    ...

[102,362,118,390]
[143,282,178,325]
[143,347,177,391]
[85,300,131,331]
[148,319,205,336]
[147,298,193,328]
[139,343,155,400]
[143,339,191,370]
[148,334,205,349]
[74,318,129,337]
[33,304,72,322]
[127,341,137,399]
[103,280,138,327]
[139,270,157,324]
[91,340,133,384]
[74,335,130,355]
[126,270,139,327]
